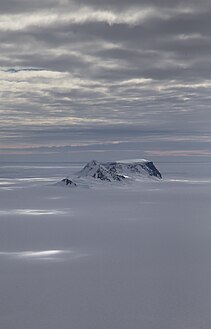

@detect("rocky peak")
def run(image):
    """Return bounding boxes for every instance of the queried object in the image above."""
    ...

[77,160,125,182]
[61,177,77,186]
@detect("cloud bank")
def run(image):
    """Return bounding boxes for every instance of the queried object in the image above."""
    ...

[1,0,211,159]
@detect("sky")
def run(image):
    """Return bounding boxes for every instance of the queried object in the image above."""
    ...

[1,0,211,161]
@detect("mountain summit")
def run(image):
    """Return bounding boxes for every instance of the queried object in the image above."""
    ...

[103,160,162,179]
[77,160,125,182]
[59,159,162,186]
[77,159,162,181]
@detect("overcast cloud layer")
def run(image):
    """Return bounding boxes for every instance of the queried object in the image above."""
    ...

[1,0,211,160]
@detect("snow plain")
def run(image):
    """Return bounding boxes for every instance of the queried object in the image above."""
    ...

[0,160,211,329]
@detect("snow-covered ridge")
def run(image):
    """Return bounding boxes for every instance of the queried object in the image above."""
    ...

[77,160,126,182]
[102,160,162,179]
[59,159,162,187]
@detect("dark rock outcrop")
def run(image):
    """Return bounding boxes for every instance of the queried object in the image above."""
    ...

[103,160,162,179]
[77,160,125,182]
[61,177,77,186]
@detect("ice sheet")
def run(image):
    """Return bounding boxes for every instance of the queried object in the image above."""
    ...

[0,161,211,329]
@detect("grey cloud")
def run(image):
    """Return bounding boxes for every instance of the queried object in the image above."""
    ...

[0,0,211,157]
[0,0,61,14]
[5,68,45,73]
[1,0,210,15]
[72,0,211,10]
[150,11,211,36]
[18,53,91,73]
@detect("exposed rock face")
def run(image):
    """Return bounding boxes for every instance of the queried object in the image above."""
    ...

[140,161,162,179]
[103,161,162,179]
[77,160,125,182]
[77,159,162,181]
[61,178,77,186]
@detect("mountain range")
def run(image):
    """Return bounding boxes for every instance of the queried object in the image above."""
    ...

[59,159,162,187]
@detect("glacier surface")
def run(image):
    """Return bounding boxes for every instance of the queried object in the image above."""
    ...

[0,160,211,329]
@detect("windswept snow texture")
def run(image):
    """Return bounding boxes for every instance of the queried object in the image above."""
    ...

[0,160,211,329]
